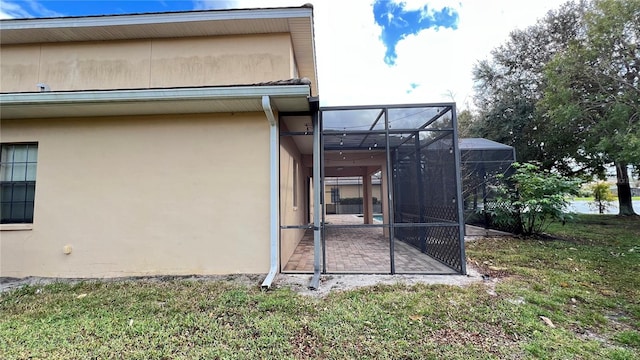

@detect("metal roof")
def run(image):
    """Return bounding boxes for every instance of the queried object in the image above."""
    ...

[459,138,514,151]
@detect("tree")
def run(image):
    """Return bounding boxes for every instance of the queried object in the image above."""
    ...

[541,0,639,215]
[471,0,638,215]
[457,109,475,138]
[471,1,587,173]
[589,182,615,213]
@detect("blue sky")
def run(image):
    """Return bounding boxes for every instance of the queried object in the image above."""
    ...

[0,0,232,18]
[45,1,199,15]
[0,0,569,108]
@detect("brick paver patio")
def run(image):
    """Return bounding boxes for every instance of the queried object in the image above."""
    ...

[283,214,456,273]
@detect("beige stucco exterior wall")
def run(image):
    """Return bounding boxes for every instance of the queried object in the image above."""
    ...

[0,45,41,93]
[324,184,382,204]
[0,34,295,93]
[0,113,271,278]
[279,135,307,269]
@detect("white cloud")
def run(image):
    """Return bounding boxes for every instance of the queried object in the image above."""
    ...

[24,0,63,17]
[310,0,568,108]
[0,0,63,18]
[192,0,240,10]
[0,0,32,18]
[195,0,305,10]
[313,1,393,106]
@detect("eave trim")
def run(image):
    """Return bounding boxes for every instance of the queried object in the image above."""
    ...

[0,7,313,30]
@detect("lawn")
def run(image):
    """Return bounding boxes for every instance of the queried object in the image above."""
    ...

[1,215,639,359]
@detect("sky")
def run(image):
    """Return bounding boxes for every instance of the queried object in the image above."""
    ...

[0,0,570,108]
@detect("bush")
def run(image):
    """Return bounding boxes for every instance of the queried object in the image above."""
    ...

[339,197,380,205]
[486,162,581,236]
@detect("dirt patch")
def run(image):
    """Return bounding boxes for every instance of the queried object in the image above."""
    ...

[0,274,265,293]
[465,256,511,279]
[271,267,484,298]
[430,325,522,358]
[1,276,68,293]
[2,268,485,298]
[291,324,322,359]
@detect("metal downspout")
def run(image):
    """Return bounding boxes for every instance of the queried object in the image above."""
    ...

[309,109,321,290]
[261,95,279,289]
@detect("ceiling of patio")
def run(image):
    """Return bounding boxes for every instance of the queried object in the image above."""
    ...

[281,104,456,177]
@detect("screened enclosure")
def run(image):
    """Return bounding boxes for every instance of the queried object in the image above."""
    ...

[280,103,466,275]
[459,138,516,228]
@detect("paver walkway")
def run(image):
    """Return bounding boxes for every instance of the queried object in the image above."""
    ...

[283,214,456,274]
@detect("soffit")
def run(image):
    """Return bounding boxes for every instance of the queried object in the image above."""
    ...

[0,7,318,96]
[281,115,314,155]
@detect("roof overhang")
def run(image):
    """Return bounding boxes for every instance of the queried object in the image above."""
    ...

[458,138,515,151]
[0,6,318,96]
[0,85,312,119]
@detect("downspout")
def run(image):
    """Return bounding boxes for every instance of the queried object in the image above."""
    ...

[261,95,279,289]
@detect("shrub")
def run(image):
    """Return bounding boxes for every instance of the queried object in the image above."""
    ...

[589,181,615,214]
[486,162,581,236]
[339,197,380,205]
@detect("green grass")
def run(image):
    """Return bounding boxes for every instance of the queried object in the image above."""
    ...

[1,215,639,359]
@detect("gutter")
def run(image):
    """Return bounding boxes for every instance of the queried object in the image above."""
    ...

[0,85,311,120]
[0,85,311,105]
[0,7,313,30]
[261,95,279,290]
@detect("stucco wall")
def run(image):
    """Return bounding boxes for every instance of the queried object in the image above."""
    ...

[0,113,271,278]
[279,135,307,269]
[0,34,295,93]
[325,184,382,204]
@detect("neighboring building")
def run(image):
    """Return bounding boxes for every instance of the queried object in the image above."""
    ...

[1,6,467,287]
[324,176,382,214]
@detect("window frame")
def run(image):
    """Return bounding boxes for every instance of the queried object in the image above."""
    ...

[331,187,340,204]
[292,158,299,208]
[1,142,38,225]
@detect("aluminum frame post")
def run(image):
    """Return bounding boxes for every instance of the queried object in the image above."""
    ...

[309,109,322,290]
